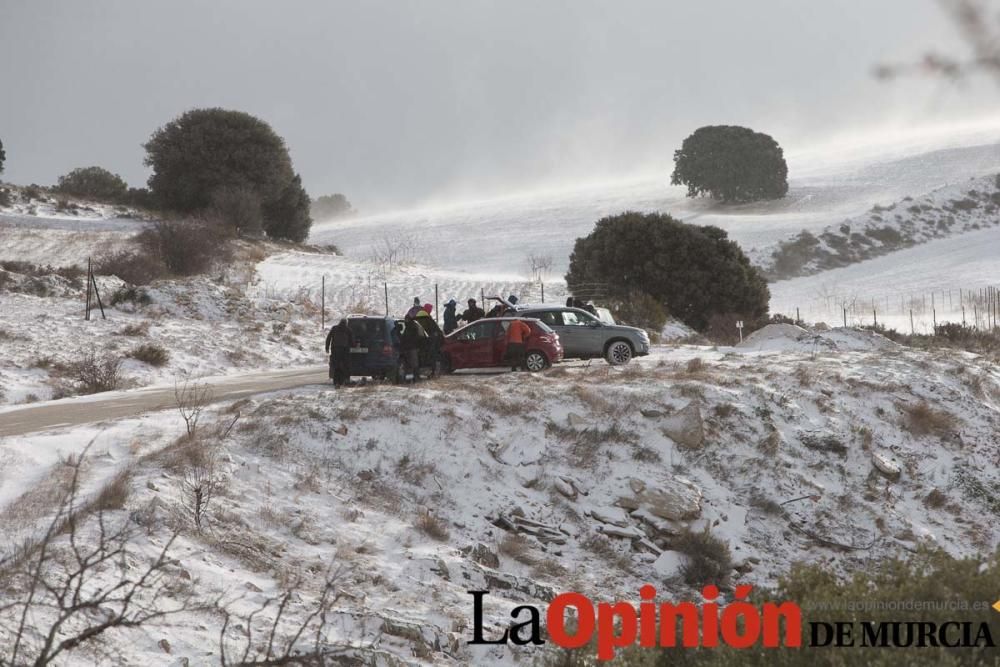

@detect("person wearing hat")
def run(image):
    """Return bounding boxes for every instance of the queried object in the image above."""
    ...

[443,299,459,334]
[459,298,485,324]
[406,297,423,319]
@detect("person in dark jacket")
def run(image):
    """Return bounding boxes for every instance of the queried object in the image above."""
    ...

[443,299,459,334]
[399,315,427,382]
[460,299,485,323]
[324,318,354,387]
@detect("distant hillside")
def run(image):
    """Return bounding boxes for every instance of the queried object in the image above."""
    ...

[759,173,1000,280]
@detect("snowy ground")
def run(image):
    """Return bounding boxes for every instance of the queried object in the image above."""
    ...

[769,225,1000,333]
[310,141,1000,277]
[2,328,999,664]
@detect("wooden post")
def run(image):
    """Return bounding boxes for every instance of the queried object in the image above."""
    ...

[932,307,936,333]
[873,308,878,329]
[321,275,326,330]
[540,281,545,303]
[796,307,800,323]
[843,307,847,328]
[384,282,389,317]
[434,283,439,324]
[910,309,914,334]
[90,271,106,320]
[85,257,93,321]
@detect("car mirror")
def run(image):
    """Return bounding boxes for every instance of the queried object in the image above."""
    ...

[588,320,601,327]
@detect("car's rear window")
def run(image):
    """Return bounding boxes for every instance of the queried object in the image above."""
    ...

[349,319,387,346]
[532,321,555,334]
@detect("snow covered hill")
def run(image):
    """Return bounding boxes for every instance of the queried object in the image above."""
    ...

[2,331,999,664]
[310,141,1000,277]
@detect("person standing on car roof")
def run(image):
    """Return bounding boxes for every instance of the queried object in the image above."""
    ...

[460,298,485,323]
[406,297,423,319]
[400,314,427,383]
[324,318,354,387]
[504,318,532,371]
[443,299,459,334]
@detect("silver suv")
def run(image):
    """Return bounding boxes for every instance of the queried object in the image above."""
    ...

[514,306,650,365]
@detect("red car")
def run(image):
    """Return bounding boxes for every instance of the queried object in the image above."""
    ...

[441,317,563,372]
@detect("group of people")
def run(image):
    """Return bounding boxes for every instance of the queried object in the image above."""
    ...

[324,293,529,386]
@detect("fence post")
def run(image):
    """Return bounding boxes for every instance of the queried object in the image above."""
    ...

[873,308,877,329]
[90,271,106,320]
[435,283,439,324]
[932,307,936,334]
[321,275,326,330]
[540,281,544,303]
[910,309,914,334]
[962,306,966,327]
[843,307,847,328]
[85,257,92,321]
[796,307,800,323]
[384,282,389,317]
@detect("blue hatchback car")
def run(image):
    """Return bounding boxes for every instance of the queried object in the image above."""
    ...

[345,315,403,382]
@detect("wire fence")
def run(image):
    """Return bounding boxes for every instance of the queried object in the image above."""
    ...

[772,285,1000,334]
[244,276,595,329]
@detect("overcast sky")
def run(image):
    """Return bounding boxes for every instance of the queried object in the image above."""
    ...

[1,0,995,210]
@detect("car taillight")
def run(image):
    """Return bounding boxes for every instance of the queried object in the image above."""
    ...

[382,345,394,356]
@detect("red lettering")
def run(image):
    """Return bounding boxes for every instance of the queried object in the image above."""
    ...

[596,602,637,660]
[547,592,595,649]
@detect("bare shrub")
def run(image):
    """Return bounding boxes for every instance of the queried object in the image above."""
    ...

[685,357,705,374]
[525,252,553,282]
[672,528,732,587]
[923,488,948,509]
[175,380,213,438]
[499,533,537,565]
[901,400,957,438]
[96,249,166,286]
[180,445,220,531]
[0,456,195,666]
[137,218,232,277]
[415,511,450,541]
[394,453,437,485]
[69,351,125,394]
[367,231,420,278]
[117,321,150,336]
[127,342,170,367]
[218,568,354,666]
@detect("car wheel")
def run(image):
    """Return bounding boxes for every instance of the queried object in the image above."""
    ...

[605,340,633,365]
[524,351,548,372]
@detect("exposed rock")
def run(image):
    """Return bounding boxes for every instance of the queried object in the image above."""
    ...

[659,401,704,449]
[158,639,171,654]
[146,480,158,491]
[628,478,646,494]
[636,476,702,521]
[245,581,263,593]
[872,452,902,480]
[652,550,686,578]
[597,524,645,540]
[567,412,588,429]
[589,506,630,527]
[554,478,576,500]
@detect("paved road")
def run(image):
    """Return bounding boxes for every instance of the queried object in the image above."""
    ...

[0,366,328,438]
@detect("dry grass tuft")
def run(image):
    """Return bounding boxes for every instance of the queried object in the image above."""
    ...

[415,511,450,541]
[900,400,958,438]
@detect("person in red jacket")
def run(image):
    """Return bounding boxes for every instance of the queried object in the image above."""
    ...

[504,319,532,371]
